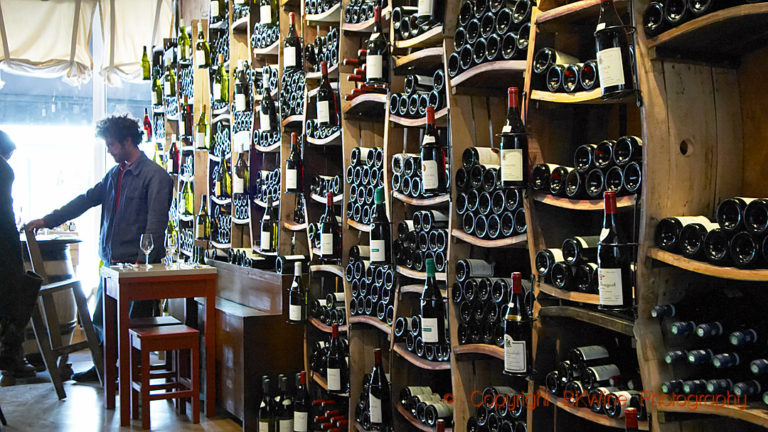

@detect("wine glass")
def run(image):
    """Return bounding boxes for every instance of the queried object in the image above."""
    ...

[140,233,154,270]
[164,231,178,268]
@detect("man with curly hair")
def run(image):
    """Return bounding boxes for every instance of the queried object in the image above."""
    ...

[26,114,173,382]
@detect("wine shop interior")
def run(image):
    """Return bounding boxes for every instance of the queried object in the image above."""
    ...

[0,0,767,430]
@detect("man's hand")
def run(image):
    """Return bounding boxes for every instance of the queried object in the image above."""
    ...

[23,219,47,232]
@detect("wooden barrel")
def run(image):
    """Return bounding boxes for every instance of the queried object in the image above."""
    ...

[20,237,81,354]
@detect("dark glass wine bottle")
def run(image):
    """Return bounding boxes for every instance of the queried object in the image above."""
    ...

[594,0,635,99]
[288,261,305,323]
[368,348,392,429]
[597,191,633,310]
[316,61,338,127]
[420,258,446,347]
[320,192,341,263]
[259,376,276,431]
[500,87,527,188]
[285,132,304,193]
[276,374,294,432]
[261,68,278,131]
[369,187,391,265]
[196,195,210,240]
[327,324,347,393]
[284,12,302,70]
[366,7,389,85]
[504,272,533,376]
[293,372,309,432]
[261,196,278,252]
[420,107,447,196]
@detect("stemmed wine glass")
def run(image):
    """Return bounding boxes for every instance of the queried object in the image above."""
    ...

[140,233,154,270]
[165,231,178,269]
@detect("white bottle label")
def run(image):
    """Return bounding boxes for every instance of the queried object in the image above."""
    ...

[589,364,621,382]
[236,94,246,112]
[259,423,270,432]
[196,132,206,148]
[317,100,330,124]
[596,47,626,90]
[151,91,158,106]
[286,169,298,190]
[327,368,341,391]
[422,135,436,145]
[421,160,439,190]
[421,317,439,343]
[370,239,386,262]
[367,55,383,80]
[196,223,205,239]
[598,268,624,306]
[260,5,272,25]
[321,233,334,256]
[196,50,206,68]
[418,0,434,16]
[577,345,610,361]
[213,83,222,101]
[164,81,171,96]
[260,229,271,250]
[284,47,297,68]
[278,419,293,432]
[501,149,523,182]
[260,109,271,130]
[293,411,308,431]
[233,174,244,195]
[600,228,610,242]
[210,1,219,18]
[369,394,382,423]
[504,334,527,373]
[289,304,303,321]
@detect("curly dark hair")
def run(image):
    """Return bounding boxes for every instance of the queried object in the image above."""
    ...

[95,114,143,147]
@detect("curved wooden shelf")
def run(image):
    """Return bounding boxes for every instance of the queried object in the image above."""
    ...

[310,193,343,204]
[347,219,371,232]
[231,16,249,32]
[536,0,628,25]
[648,247,768,282]
[283,221,308,231]
[392,191,450,206]
[390,107,448,127]
[306,3,341,23]
[209,19,228,31]
[211,105,229,116]
[210,240,231,249]
[282,114,303,127]
[311,371,350,397]
[394,26,443,49]
[310,264,345,278]
[231,216,250,225]
[451,229,527,248]
[349,315,391,334]
[538,306,634,336]
[342,17,376,32]
[212,113,230,124]
[646,3,768,62]
[657,399,768,428]
[306,62,339,80]
[393,343,450,371]
[394,47,444,70]
[450,60,527,88]
[178,213,194,222]
[253,40,279,57]
[399,284,446,297]
[530,89,634,105]
[210,196,232,206]
[454,344,504,360]
[533,191,637,211]
[253,198,280,208]
[343,93,387,117]
[310,317,348,333]
[537,387,649,430]
[306,130,342,146]
[396,266,447,282]
[396,404,453,432]
[254,247,279,257]
[254,142,281,152]
[538,282,601,305]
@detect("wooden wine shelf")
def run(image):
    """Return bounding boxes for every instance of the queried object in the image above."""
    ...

[396,266,447,282]
[536,0,628,26]
[648,247,768,282]
[343,93,387,117]
[656,399,768,428]
[253,40,279,57]
[538,306,634,336]
[306,3,341,23]
[306,61,339,80]
[209,20,228,31]
[451,229,527,248]
[310,317,348,333]
[396,404,453,432]
[394,47,445,71]
[210,196,231,205]
[532,191,636,211]
[254,142,281,152]
[347,219,371,232]
[536,387,650,430]
[178,213,194,222]
[349,315,391,335]
[400,284,446,297]
[309,264,345,278]
[530,89,634,105]
[253,198,280,208]
[282,221,308,231]
[311,371,349,397]
[392,191,450,206]
[311,192,343,204]
[210,240,232,249]
[281,115,303,127]
[231,16,249,33]
[449,60,527,90]
[232,216,250,225]
[646,3,768,63]
[394,26,444,50]
[538,282,601,305]
[306,130,342,146]
[393,343,450,371]
[211,113,230,124]
[390,107,448,128]
[453,344,504,360]
[253,247,279,257]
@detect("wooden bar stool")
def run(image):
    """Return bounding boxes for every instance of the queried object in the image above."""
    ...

[129,325,200,429]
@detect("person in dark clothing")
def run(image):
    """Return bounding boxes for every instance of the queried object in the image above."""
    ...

[0,130,42,378]
[26,115,174,382]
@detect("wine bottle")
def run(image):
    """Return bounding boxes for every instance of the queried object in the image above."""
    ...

[167,136,180,174]
[293,372,309,432]
[141,46,151,80]
[456,259,494,282]
[703,227,731,265]
[261,67,279,129]
[327,324,347,393]
[284,13,302,70]
[288,261,305,323]
[260,0,278,26]
[535,248,563,280]
[196,196,210,240]
[642,2,667,37]
[259,376,276,431]
[142,108,153,142]
[276,374,294,432]
[368,348,392,428]
[320,192,341,263]
[214,54,228,103]
[504,272,533,376]
[594,0,635,99]
[182,180,194,216]
[366,7,388,85]
[500,87,527,188]
[261,196,278,252]
[730,231,760,268]
[744,198,768,235]
[196,105,209,150]
[420,106,447,195]
[216,158,231,199]
[195,22,211,68]
[562,236,600,265]
[180,95,192,137]
[285,132,304,193]
[654,216,712,252]
[598,191,633,310]
[178,20,190,62]
[234,145,249,196]
[421,258,446,347]
[317,61,338,127]
[370,187,391,264]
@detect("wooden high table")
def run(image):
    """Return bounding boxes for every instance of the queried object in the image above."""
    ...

[100,264,218,426]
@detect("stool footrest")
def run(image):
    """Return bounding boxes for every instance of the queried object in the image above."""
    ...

[148,390,195,401]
